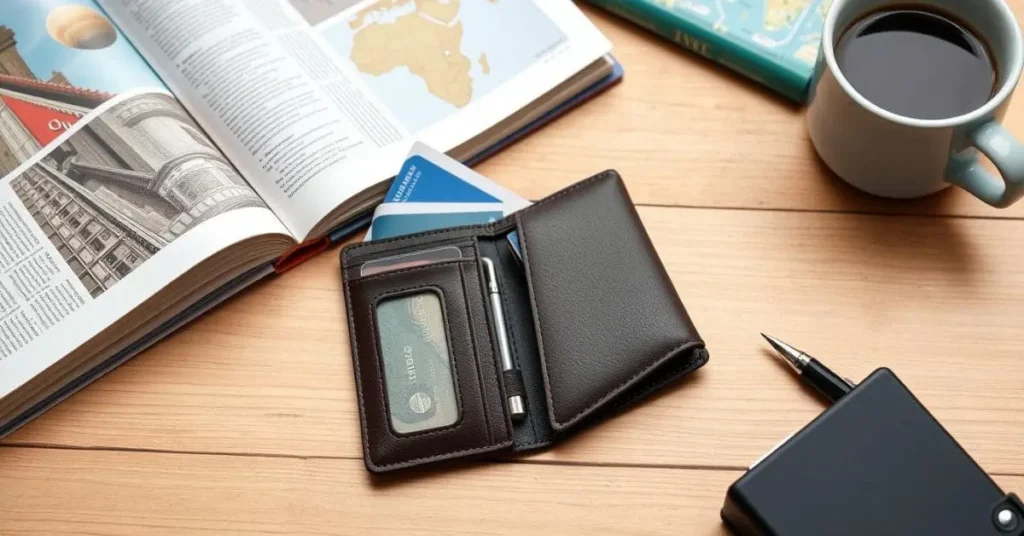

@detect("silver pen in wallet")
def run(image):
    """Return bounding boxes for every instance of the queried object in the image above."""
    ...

[480,257,526,420]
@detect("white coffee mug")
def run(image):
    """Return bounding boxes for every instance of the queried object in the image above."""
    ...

[808,0,1024,207]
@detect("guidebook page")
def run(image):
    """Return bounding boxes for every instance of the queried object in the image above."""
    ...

[0,1,292,398]
[98,0,386,239]
[97,0,612,239]
[279,0,610,155]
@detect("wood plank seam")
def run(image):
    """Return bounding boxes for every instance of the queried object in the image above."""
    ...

[5,443,1024,480]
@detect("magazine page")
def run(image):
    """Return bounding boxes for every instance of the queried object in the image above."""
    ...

[96,0,611,239]
[0,1,293,399]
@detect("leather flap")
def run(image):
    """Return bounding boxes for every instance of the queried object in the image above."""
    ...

[516,171,705,431]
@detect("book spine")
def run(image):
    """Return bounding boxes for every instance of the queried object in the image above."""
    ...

[586,0,810,103]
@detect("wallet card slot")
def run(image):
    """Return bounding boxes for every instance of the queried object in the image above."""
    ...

[515,171,707,431]
[344,260,512,472]
[343,239,478,282]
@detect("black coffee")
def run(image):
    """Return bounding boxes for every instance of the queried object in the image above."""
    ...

[836,8,997,120]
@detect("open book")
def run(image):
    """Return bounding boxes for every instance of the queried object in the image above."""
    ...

[0,0,615,435]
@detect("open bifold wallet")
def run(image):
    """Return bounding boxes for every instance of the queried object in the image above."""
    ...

[340,171,708,473]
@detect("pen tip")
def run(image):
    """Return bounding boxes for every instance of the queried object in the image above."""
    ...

[761,333,784,352]
[760,333,808,369]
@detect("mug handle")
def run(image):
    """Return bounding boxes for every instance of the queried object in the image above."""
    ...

[948,122,1024,208]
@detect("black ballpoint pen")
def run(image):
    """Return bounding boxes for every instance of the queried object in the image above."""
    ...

[761,334,856,403]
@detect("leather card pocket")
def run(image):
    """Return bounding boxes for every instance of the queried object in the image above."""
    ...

[341,239,478,282]
[344,260,512,472]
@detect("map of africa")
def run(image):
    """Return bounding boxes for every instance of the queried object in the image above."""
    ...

[321,0,567,134]
[654,0,830,68]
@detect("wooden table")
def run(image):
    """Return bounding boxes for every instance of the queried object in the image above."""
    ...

[4,5,1024,534]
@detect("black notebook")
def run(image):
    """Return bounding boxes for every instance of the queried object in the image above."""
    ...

[723,368,1023,535]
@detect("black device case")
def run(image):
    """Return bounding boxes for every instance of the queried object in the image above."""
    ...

[722,368,1024,535]
[340,171,708,472]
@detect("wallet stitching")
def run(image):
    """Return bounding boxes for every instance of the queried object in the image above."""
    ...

[341,170,617,259]
[459,261,494,445]
[367,440,513,471]
[514,175,704,430]
[562,339,705,428]
[343,269,375,467]
[604,347,709,415]
[368,284,468,440]
[515,210,563,430]
[516,439,549,448]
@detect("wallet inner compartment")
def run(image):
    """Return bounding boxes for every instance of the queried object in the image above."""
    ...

[474,236,557,450]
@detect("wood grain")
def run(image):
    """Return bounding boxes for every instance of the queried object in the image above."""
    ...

[0,447,734,536]
[476,3,1024,219]
[8,207,1024,474]
[6,3,1024,533]
[1,446,1020,535]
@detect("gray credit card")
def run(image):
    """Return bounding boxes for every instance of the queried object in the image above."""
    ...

[376,292,458,434]
[360,246,462,277]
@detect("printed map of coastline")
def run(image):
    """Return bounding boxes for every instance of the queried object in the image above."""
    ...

[651,0,831,67]
[325,0,568,133]
[348,0,483,108]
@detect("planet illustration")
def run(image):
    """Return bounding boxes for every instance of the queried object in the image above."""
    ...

[46,5,117,50]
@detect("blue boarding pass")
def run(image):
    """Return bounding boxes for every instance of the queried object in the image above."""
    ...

[367,142,529,258]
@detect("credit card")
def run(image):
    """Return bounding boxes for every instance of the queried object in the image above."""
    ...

[507,231,523,260]
[386,142,528,206]
[367,143,530,260]
[359,246,463,277]
[368,203,506,242]
[377,292,459,434]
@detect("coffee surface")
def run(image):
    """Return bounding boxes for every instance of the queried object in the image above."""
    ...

[836,8,996,120]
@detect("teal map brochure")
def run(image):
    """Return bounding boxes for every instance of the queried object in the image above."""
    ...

[586,0,830,102]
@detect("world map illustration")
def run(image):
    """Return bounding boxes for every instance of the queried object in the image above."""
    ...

[322,0,567,134]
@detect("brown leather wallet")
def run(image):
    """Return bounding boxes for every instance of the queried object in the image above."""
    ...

[341,170,708,473]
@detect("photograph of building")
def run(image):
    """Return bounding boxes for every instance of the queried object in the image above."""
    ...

[10,92,265,298]
[0,2,167,177]
[0,23,111,176]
